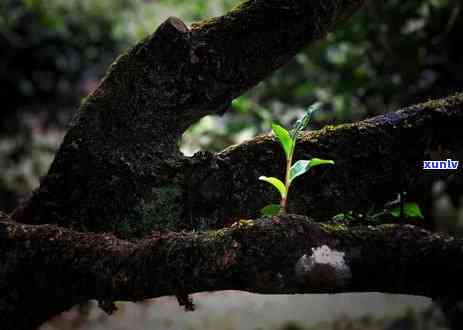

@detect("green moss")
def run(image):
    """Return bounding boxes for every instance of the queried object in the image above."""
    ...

[140,186,183,227]
[227,0,253,16]
[423,97,450,109]
[203,228,231,241]
[230,219,254,229]
[320,223,348,233]
[116,221,132,238]
[205,227,231,240]
[190,0,253,30]
[378,224,399,234]
[190,17,220,30]
[421,92,463,111]
[115,184,184,238]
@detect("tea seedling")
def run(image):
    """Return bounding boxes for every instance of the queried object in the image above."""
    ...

[259,103,334,216]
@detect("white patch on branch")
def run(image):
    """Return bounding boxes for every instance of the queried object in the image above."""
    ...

[295,245,351,289]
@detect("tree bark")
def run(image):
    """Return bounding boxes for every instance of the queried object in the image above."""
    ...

[13,90,463,235]
[2,0,463,329]
[2,211,463,329]
[11,0,365,238]
[185,94,463,228]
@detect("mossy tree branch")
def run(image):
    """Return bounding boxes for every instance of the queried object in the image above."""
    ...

[13,88,463,235]
[186,93,463,228]
[12,0,365,238]
[2,211,463,329]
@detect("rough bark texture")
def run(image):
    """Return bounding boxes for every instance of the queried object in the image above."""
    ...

[2,0,463,329]
[13,89,463,236]
[187,94,463,228]
[2,211,463,329]
[12,0,365,238]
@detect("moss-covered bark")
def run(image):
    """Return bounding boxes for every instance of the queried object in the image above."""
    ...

[13,86,463,236]
[3,0,463,328]
[2,211,463,329]
[186,94,463,228]
[12,0,365,239]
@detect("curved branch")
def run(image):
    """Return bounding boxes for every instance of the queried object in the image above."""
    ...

[187,0,364,114]
[1,212,462,329]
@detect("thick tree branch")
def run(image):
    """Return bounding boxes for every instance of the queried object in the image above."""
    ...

[187,0,364,112]
[14,88,463,235]
[187,93,463,228]
[1,212,462,329]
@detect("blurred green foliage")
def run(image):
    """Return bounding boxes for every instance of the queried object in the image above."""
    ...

[182,0,463,154]
[0,0,125,131]
[0,0,127,209]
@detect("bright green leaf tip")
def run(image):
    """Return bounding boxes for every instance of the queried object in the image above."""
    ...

[390,202,424,219]
[310,158,335,166]
[259,176,287,198]
[290,102,323,138]
[271,123,293,160]
[289,158,334,183]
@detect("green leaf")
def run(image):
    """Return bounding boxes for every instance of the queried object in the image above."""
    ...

[332,212,355,222]
[259,176,287,199]
[390,202,424,219]
[332,213,347,221]
[272,123,293,160]
[307,158,335,169]
[289,160,311,183]
[404,202,424,219]
[290,102,322,138]
[289,158,335,183]
[261,204,283,216]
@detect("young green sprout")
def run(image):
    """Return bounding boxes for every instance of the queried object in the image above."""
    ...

[390,192,424,220]
[259,103,334,216]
